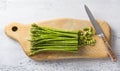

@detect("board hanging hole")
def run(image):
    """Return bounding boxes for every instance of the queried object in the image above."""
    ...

[12,26,18,32]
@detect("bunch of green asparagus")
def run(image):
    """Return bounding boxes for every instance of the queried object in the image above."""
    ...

[29,24,96,56]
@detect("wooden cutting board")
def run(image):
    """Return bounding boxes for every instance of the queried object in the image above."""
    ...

[4,18,111,60]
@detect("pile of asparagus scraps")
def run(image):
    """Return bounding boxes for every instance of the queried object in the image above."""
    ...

[29,24,96,56]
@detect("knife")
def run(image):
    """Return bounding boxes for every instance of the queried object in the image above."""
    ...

[84,5,116,62]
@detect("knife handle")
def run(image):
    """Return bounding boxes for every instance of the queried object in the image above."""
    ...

[102,37,116,62]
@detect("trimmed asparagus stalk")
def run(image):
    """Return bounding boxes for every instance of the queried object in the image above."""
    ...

[29,24,96,56]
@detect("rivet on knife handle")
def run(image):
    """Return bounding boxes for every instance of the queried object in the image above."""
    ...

[84,5,116,61]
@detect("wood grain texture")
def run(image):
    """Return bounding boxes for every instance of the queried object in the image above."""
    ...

[4,18,111,60]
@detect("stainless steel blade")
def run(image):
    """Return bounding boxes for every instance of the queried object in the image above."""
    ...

[84,5,104,37]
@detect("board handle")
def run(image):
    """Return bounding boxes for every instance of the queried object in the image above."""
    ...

[5,22,24,41]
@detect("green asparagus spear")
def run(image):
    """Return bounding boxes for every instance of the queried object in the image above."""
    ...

[29,24,96,56]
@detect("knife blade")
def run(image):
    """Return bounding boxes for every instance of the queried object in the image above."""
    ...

[84,5,116,62]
